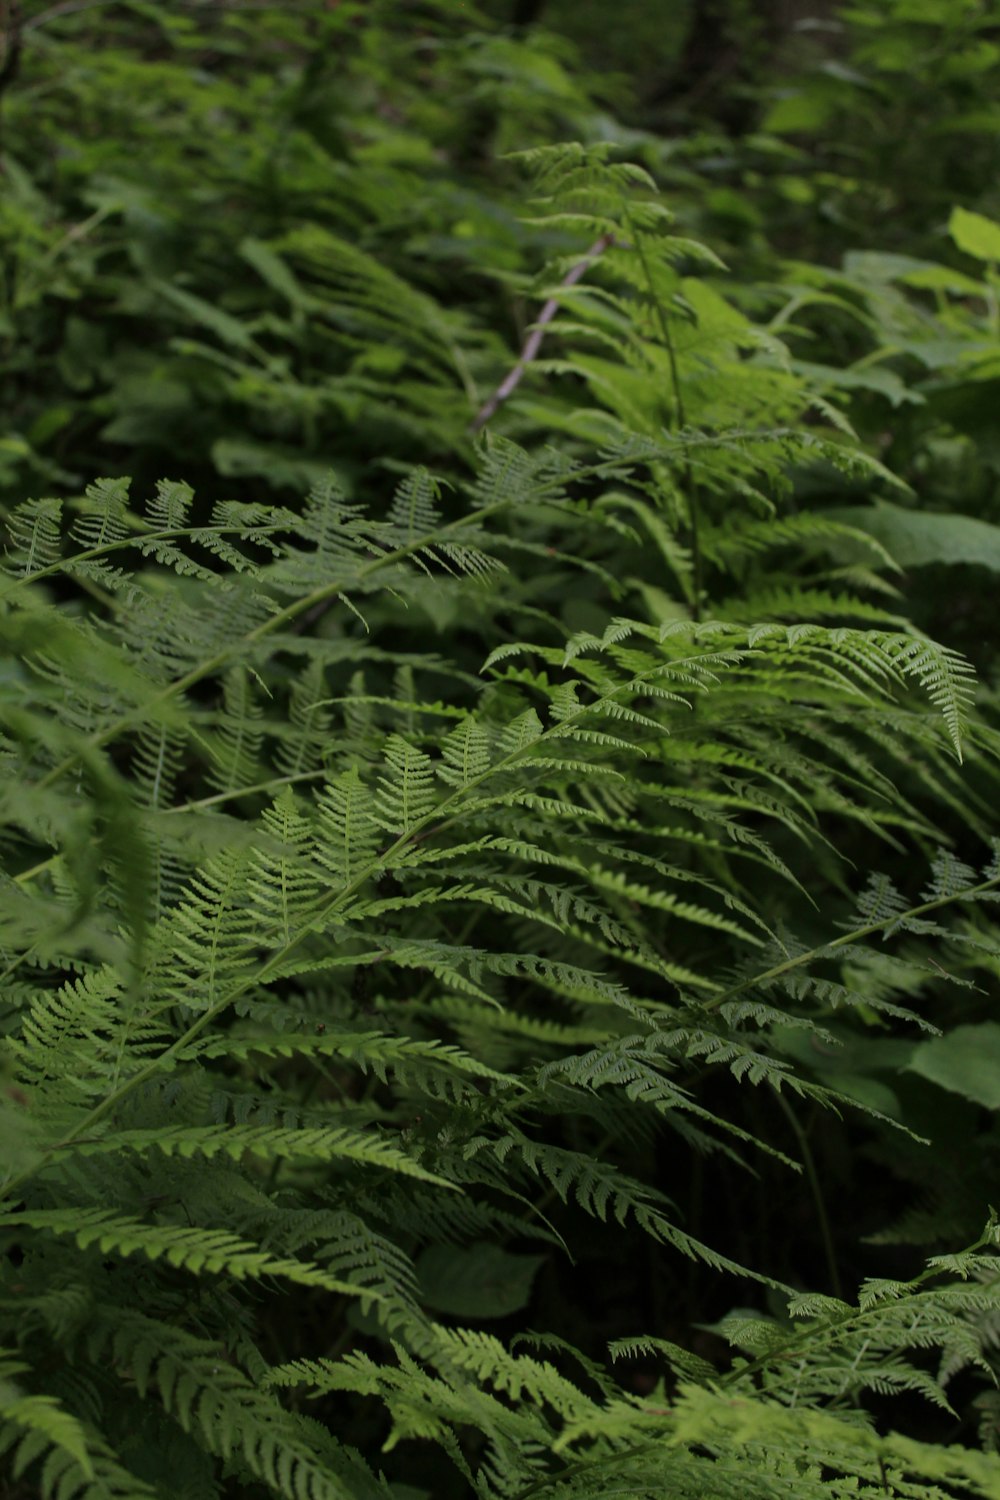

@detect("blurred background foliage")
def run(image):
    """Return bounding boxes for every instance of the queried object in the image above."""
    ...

[4,0,999,507]
[6,0,1000,681]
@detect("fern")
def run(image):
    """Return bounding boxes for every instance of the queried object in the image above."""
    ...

[4,122,1000,1500]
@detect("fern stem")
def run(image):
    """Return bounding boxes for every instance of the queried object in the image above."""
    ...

[512,1440,665,1500]
[699,870,1000,1016]
[8,772,329,894]
[719,1212,1000,1393]
[160,770,328,815]
[0,521,284,599]
[630,224,703,623]
[775,1092,842,1300]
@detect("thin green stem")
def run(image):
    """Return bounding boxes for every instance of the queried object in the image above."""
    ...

[775,1091,842,1300]
[698,870,1000,1017]
[10,771,329,891]
[513,1441,664,1500]
[630,224,702,623]
[0,521,284,600]
[718,1213,1000,1393]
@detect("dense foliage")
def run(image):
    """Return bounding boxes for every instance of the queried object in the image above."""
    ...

[5,3,1000,1496]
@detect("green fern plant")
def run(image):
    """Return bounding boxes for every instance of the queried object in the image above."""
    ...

[2,440,1000,1496]
[5,143,1000,1499]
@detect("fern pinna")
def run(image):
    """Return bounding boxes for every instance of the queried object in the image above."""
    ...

[4,155,1000,1500]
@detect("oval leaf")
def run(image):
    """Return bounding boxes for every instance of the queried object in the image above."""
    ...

[949,206,1000,262]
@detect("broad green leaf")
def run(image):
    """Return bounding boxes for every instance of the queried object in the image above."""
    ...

[949,206,1000,263]
[899,264,985,295]
[761,90,835,135]
[416,1242,545,1319]
[826,500,1000,571]
[907,1023,1000,1110]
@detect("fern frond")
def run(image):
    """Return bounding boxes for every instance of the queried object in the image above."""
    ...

[69,479,132,552]
[374,736,438,835]
[3,497,64,578]
[94,1311,390,1500]
[0,1207,395,1295]
[62,1122,456,1186]
[0,1352,99,1491]
[154,848,259,1010]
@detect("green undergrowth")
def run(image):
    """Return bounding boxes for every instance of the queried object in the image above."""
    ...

[6,6,1000,1498]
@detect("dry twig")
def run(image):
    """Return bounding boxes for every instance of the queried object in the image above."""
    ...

[470,232,615,433]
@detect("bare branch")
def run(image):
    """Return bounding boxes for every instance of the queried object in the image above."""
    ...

[470,232,615,434]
